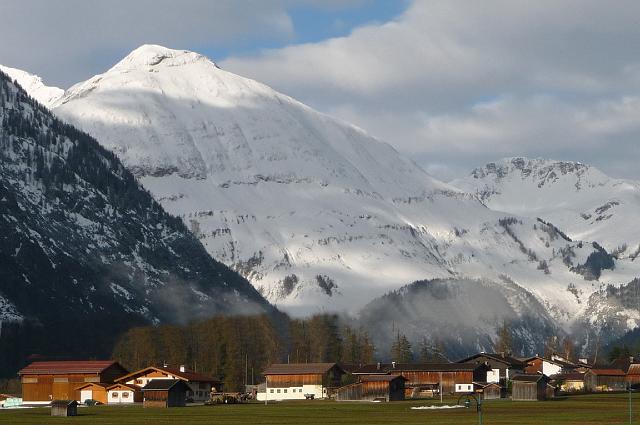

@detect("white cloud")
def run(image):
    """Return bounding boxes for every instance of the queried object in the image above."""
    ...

[1,0,349,87]
[222,0,640,180]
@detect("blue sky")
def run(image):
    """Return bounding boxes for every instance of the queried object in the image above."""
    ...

[200,1,409,62]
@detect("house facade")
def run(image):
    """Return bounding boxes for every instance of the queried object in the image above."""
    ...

[257,363,345,401]
[457,353,524,384]
[523,355,577,377]
[107,383,142,404]
[114,365,221,403]
[18,360,128,403]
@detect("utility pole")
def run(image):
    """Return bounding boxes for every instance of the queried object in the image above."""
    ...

[439,372,443,404]
[629,383,633,425]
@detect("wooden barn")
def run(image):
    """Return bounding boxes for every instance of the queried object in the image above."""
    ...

[19,360,128,403]
[258,363,345,401]
[336,375,406,402]
[142,379,190,408]
[75,383,109,404]
[584,369,626,392]
[457,353,525,385]
[115,365,221,403]
[354,363,489,396]
[511,375,550,401]
[51,400,78,417]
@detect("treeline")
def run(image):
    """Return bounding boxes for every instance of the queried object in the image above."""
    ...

[112,314,375,391]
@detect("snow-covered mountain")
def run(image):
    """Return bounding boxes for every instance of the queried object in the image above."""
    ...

[452,157,640,260]
[5,45,640,353]
[0,68,274,375]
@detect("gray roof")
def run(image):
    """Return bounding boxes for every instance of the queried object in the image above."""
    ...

[263,363,342,375]
[141,379,189,391]
[354,363,486,374]
[512,374,548,382]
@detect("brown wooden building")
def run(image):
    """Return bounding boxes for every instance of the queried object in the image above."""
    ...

[511,375,550,401]
[627,364,640,386]
[336,375,406,402]
[475,382,501,399]
[353,363,489,396]
[584,369,626,392]
[142,379,190,408]
[259,363,345,401]
[19,360,128,403]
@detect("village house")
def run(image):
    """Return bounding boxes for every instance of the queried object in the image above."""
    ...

[18,360,129,404]
[522,355,578,376]
[511,375,553,401]
[584,369,627,392]
[114,365,221,403]
[257,363,345,401]
[336,375,406,402]
[107,383,143,404]
[457,352,525,385]
[141,379,190,408]
[352,362,490,397]
[474,382,502,399]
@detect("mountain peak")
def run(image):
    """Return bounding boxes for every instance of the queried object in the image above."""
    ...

[111,44,212,71]
[470,157,591,181]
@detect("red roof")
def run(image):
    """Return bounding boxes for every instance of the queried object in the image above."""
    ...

[589,369,626,376]
[19,360,119,375]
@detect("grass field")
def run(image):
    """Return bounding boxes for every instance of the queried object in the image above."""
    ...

[0,394,638,424]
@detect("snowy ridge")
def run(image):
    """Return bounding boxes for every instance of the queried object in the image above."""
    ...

[453,157,640,259]
[0,65,63,108]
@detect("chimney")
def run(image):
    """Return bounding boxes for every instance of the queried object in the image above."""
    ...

[163,362,168,368]
[180,365,186,373]
[392,361,396,369]
[377,362,381,370]
[631,356,635,363]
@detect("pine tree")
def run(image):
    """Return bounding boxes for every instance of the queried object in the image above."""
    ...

[495,321,513,355]
[390,333,413,363]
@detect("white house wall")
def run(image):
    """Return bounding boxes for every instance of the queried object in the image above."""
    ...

[257,384,325,401]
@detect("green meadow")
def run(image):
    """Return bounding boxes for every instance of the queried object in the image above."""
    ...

[0,394,637,425]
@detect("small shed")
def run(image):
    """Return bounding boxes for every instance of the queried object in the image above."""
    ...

[142,379,190,408]
[51,400,78,416]
[336,375,406,402]
[511,375,550,401]
[474,382,501,399]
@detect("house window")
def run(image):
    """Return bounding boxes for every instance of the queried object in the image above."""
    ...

[122,392,129,398]
[22,377,38,383]
[135,379,143,385]
[284,389,287,393]
[53,378,68,383]
[270,389,274,393]
[277,389,281,393]
[112,392,118,398]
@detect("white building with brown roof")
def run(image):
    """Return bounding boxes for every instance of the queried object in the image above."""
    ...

[257,363,345,401]
[114,365,221,403]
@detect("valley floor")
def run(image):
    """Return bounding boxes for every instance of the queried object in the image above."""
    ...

[0,394,635,424]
